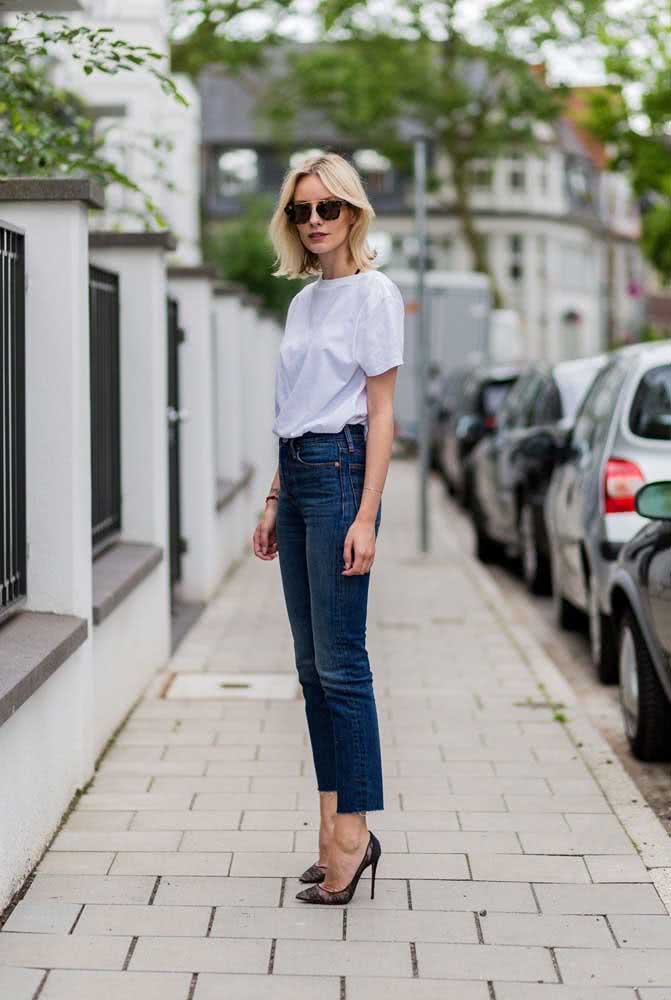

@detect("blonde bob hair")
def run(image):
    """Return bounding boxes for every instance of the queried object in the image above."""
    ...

[268,151,378,280]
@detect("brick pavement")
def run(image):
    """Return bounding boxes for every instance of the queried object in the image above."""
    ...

[2,458,671,999]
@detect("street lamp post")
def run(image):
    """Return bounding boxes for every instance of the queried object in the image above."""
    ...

[414,136,430,553]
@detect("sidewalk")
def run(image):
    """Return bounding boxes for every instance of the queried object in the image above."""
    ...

[3,458,671,999]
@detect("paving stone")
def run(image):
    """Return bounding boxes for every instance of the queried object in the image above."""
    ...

[210,906,341,939]
[346,978,489,999]
[401,794,507,811]
[407,831,521,853]
[180,830,293,852]
[556,947,671,986]
[459,812,570,832]
[90,775,152,793]
[416,942,557,981]
[273,940,412,977]
[79,793,193,811]
[505,796,611,813]
[74,904,211,937]
[494,987,636,1000]
[480,912,613,947]
[534,883,668,914]
[346,908,477,942]
[150,777,252,793]
[409,879,537,912]
[129,935,270,973]
[0,932,131,969]
[585,855,653,883]
[130,810,242,831]
[64,811,135,831]
[50,831,182,852]
[3,902,81,934]
[609,915,671,948]
[37,852,115,875]
[0,966,45,1000]
[205,760,302,776]
[193,793,297,811]
[109,851,232,876]
[154,876,281,907]
[40,970,192,1000]
[25,874,156,905]
[519,829,634,854]
[194,973,340,999]
[469,853,590,882]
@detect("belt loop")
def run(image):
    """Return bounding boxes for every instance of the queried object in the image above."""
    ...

[289,437,296,459]
[343,423,354,452]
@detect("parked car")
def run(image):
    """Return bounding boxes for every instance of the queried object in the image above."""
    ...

[545,341,671,683]
[468,357,607,594]
[609,481,671,761]
[437,364,521,503]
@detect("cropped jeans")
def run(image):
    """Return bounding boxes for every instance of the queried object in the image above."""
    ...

[276,422,384,814]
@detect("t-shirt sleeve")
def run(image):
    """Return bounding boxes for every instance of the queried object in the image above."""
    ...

[353,286,405,377]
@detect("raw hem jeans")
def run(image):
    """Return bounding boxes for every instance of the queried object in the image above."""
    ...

[276,422,384,814]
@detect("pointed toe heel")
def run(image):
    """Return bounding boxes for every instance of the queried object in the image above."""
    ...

[295,832,382,906]
[298,862,327,884]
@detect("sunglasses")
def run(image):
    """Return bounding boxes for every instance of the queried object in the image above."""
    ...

[284,198,348,225]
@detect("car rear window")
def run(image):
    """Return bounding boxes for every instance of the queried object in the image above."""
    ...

[481,380,515,417]
[629,364,671,440]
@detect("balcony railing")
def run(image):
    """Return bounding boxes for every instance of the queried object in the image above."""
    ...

[89,264,121,556]
[0,222,27,624]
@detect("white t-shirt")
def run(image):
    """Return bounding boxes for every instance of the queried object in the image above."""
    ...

[272,268,405,438]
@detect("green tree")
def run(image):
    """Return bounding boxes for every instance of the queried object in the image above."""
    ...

[204,193,306,319]
[171,1,583,306]
[0,13,186,225]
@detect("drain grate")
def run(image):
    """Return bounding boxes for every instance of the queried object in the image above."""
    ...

[163,672,299,701]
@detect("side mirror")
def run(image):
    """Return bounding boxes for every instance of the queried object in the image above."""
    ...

[456,415,485,445]
[518,431,556,462]
[635,482,671,520]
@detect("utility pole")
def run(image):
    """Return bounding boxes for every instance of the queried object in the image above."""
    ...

[414,136,430,553]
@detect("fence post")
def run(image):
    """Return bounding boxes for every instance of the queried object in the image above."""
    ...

[166,266,219,602]
[0,177,104,783]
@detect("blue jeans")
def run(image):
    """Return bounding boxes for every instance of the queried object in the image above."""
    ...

[276,422,384,814]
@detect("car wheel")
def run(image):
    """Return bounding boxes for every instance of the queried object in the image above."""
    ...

[472,506,499,564]
[550,544,582,631]
[618,610,671,761]
[519,500,551,596]
[588,571,618,684]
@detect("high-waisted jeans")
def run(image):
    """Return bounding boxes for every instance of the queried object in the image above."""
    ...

[276,422,384,814]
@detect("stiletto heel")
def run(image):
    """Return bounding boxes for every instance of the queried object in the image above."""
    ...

[296,832,382,905]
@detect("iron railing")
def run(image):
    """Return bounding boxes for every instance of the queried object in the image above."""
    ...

[0,223,26,624]
[167,295,185,590]
[89,265,121,556]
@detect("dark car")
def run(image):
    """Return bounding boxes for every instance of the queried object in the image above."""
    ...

[468,355,607,593]
[609,481,671,761]
[435,365,521,503]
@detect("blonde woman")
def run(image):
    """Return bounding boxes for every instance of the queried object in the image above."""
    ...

[252,152,404,905]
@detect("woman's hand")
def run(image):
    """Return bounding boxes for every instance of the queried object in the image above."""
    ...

[253,505,278,560]
[342,516,376,575]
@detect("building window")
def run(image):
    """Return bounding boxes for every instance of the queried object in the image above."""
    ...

[509,233,524,282]
[290,148,326,169]
[509,153,526,191]
[217,149,258,197]
[353,149,394,195]
[470,163,493,189]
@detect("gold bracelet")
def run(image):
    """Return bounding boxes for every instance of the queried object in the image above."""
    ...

[363,486,383,494]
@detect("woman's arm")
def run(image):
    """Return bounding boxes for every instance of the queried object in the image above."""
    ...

[355,368,399,525]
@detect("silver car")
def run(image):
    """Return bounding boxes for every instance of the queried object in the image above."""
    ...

[545,341,671,682]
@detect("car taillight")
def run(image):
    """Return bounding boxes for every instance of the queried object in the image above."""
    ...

[604,458,645,514]
[483,414,497,430]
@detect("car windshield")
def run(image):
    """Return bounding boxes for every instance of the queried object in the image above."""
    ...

[481,380,515,416]
[629,364,671,440]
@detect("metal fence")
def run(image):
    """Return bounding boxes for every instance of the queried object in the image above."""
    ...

[0,223,27,624]
[167,295,185,591]
[89,265,121,556]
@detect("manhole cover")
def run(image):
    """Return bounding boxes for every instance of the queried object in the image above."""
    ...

[163,672,299,700]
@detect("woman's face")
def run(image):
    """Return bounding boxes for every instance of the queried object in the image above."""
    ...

[291,174,356,259]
